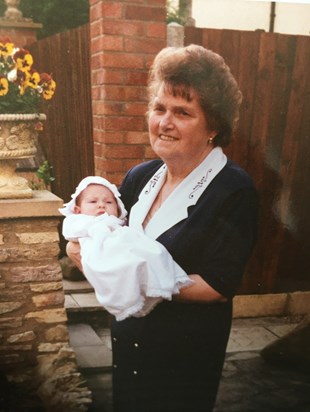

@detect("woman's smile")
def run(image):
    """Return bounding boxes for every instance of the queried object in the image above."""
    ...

[159,134,178,142]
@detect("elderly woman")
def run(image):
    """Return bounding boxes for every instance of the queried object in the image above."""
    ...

[68,44,258,412]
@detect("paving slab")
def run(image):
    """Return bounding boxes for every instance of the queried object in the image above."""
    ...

[226,326,278,352]
[68,323,103,347]
[74,345,112,369]
[69,293,103,312]
[266,323,298,338]
[65,294,80,309]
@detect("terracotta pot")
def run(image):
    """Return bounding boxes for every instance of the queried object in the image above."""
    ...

[0,113,46,199]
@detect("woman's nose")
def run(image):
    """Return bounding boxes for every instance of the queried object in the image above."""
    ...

[160,112,174,130]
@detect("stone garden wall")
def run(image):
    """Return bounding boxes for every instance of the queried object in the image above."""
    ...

[0,191,91,411]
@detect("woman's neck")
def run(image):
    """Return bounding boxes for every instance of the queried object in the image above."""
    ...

[164,146,214,182]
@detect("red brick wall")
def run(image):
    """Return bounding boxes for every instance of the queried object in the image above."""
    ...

[89,0,167,185]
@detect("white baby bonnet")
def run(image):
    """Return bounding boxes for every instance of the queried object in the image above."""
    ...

[59,176,127,219]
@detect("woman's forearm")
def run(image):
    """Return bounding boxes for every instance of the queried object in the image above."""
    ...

[66,241,226,304]
[173,274,227,303]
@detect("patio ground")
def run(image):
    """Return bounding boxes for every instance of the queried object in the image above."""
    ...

[65,279,310,412]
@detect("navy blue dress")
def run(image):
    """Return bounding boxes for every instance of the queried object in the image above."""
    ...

[111,159,258,412]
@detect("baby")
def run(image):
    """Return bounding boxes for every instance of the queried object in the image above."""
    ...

[59,176,193,321]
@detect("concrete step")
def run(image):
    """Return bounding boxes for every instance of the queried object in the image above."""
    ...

[63,278,93,294]
[63,278,104,313]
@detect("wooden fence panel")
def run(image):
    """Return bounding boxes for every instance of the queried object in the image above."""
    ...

[29,24,94,255]
[185,28,310,294]
[29,24,94,205]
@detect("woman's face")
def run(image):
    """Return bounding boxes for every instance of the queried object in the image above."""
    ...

[148,83,215,169]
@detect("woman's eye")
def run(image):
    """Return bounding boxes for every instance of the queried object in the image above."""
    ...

[153,105,165,112]
[178,109,189,116]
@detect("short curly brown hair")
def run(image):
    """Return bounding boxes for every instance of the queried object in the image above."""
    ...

[148,44,242,147]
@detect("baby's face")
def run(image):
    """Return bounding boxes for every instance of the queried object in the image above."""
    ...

[75,184,119,217]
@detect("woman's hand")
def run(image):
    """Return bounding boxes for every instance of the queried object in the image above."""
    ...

[66,241,83,272]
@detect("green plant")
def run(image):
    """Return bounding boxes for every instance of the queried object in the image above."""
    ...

[0,37,56,113]
[166,0,187,25]
[35,160,55,189]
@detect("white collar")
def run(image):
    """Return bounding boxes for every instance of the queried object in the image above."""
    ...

[129,147,227,239]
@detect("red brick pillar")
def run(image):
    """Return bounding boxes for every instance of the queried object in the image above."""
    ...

[89,0,167,185]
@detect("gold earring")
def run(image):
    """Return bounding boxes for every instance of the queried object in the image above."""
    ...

[208,137,213,145]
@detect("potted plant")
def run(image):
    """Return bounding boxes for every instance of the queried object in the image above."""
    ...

[0,36,56,199]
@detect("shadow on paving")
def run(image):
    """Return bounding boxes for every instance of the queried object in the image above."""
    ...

[83,353,310,412]
[214,354,310,412]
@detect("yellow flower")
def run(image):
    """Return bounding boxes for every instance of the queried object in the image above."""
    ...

[0,76,9,96]
[43,79,56,100]
[0,38,14,58]
[25,70,40,90]
[14,48,33,73]
[40,74,56,100]
[0,38,56,113]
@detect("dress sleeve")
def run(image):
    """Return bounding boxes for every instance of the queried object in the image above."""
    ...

[195,187,258,298]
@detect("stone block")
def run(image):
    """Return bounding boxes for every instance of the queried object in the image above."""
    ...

[38,342,69,353]
[10,264,62,283]
[233,293,288,318]
[30,281,63,293]
[25,308,67,323]
[32,291,64,308]
[0,344,32,351]
[1,244,60,262]
[7,331,36,343]
[0,191,63,219]
[0,317,23,328]
[0,301,23,315]
[287,291,310,315]
[16,232,59,244]
[45,325,69,342]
